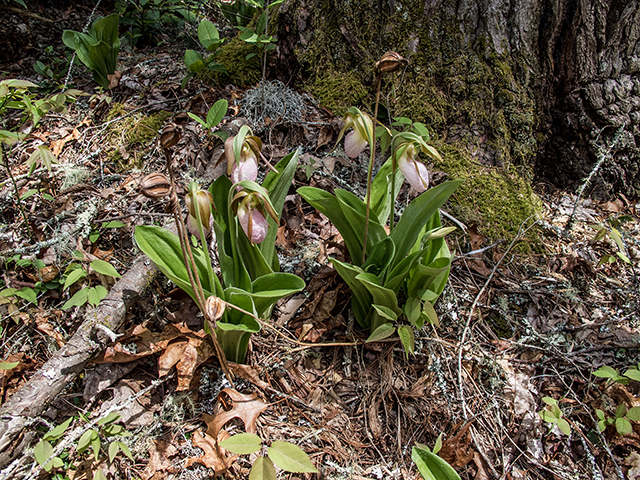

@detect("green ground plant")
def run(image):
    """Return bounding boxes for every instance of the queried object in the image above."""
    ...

[62,14,121,90]
[538,397,572,436]
[61,255,122,310]
[188,98,230,141]
[135,123,303,364]
[412,435,461,480]
[590,216,634,266]
[182,19,227,88]
[299,106,461,352]
[34,412,133,479]
[220,432,317,478]
[115,0,198,47]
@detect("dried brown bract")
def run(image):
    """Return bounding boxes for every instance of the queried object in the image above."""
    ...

[139,172,171,198]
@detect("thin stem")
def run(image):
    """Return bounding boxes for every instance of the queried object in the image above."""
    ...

[1,145,34,242]
[362,74,382,264]
[164,148,234,385]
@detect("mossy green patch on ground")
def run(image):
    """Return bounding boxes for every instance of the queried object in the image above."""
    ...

[432,141,542,243]
[304,71,369,116]
[209,36,261,87]
[104,103,170,169]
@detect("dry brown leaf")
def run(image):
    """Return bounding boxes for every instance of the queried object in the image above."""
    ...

[466,224,492,276]
[184,429,235,473]
[35,315,66,347]
[316,125,334,151]
[439,422,475,468]
[205,388,269,439]
[228,363,271,390]
[141,439,179,480]
[157,340,187,377]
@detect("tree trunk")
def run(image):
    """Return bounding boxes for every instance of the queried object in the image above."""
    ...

[276,0,640,198]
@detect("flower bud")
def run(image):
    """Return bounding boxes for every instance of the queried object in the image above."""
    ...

[160,123,181,149]
[138,172,171,198]
[375,51,407,74]
[205,296,226,325]
[185,184,215,233]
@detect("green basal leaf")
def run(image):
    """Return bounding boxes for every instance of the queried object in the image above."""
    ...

[556,418,571,436]
[422,301,439,326]
[362,236,395,278]
[615,403,628,418]
[390,180,463,269]
[108,442,120,463]
[329,258,369,328]
[432,434,443,455]
[398,325,415,356]
[616,417,632,436]
[298,187,362,264]
[197,20,221,50]
[220,433,262,454]
[77,429,97,453]
[250,273,305,317]
[184,49,205,72]
[539,410,557,424]
[188,112,207,127]
[334,189,387,257]
[369,157,403,225]
[595,409,605,420]
[404,297,421,326]
[366,323,395,343]
[267,441,317,473]
[624,369,640,382]
[592,366,619,378]
[98,412,121,426]
[411,445,461,480]
[63,288,90,309]
[372,304,398,322]
[90,259,121,278]
[0,362,19,370]
[260,150,299,268]
[206,99,228,127]
[625,407,640,422]
[87,285,108,306]
[355,273,402,318]
[249,456,277,480]
[44,417,74,441]
[34,440,53,469]
[15,287,36,304]
[598,420,606,432]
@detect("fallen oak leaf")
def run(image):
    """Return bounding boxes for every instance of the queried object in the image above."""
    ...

[141,439,179,480]
[205,388,269,440]
[185,429,235,474]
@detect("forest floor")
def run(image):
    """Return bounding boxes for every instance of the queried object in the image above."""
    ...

[0,3,640,480]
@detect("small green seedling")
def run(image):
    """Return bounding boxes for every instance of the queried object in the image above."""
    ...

[538,397,571,435]
[182,19,226,88]
[220,432,317,479]
[187,99,229,141]
[412,434,461,480]
[591,217,633,266]
[592,365,640,386]
[62,258,121,309]
[596,404,640,436]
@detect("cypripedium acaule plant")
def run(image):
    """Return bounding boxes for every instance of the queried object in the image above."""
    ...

[297,55,463,354]
[135,119,303,364]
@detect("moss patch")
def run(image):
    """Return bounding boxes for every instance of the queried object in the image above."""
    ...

[209,36,261,87]
[105,103,170,169]
[433,141,542,243]
[304,71,369,116]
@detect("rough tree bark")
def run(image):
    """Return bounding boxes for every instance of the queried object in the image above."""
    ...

[276,0,640,198]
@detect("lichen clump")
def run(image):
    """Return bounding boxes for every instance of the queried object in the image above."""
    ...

[104,103,170,169]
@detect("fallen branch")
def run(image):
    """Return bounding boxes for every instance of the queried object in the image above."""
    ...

[0,253,159,470]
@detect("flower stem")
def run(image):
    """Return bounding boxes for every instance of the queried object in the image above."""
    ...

[362,74,382,264]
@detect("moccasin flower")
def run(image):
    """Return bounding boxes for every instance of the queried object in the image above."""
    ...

[232,189,278,245]
[237,199,269,244]
[225,135,260,184]
[342,111,374,158]
[185,183,215,240]
[397,143,430,192]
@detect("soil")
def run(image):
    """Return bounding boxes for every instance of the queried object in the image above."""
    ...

[0,3,639,480]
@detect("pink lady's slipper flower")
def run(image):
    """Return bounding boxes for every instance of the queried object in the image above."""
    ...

[225,135,259,184]
[397,143,430,192]
[232,189,278,245]
[237,200,269,244]
[185,183,215,240]
[342,111,374,158]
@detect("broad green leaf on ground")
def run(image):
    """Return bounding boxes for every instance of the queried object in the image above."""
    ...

[267,441,317,473]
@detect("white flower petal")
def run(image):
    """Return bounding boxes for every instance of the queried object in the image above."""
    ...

[399,156,429,192]
[344,130,368,158]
